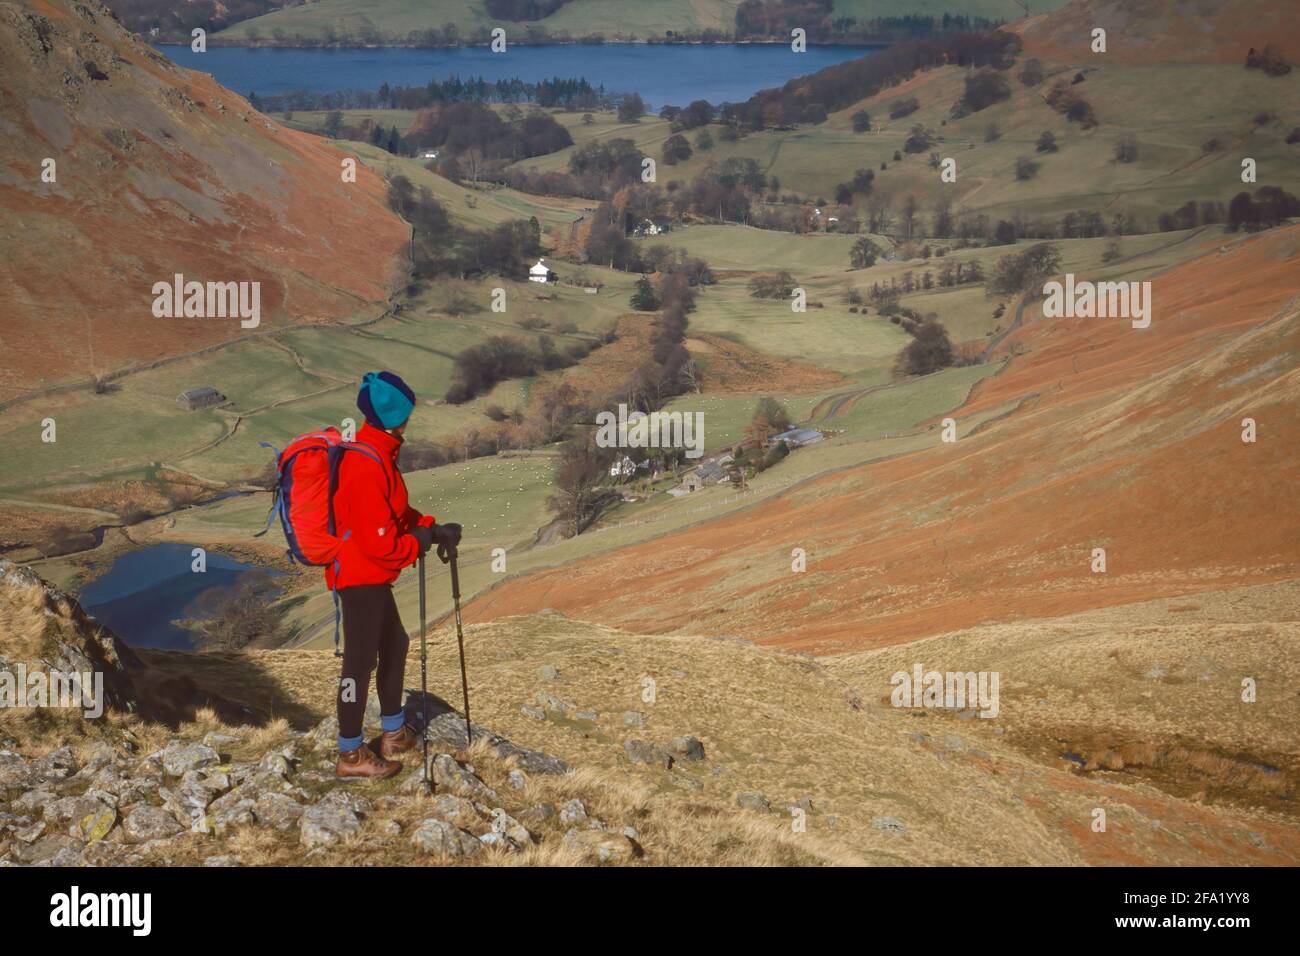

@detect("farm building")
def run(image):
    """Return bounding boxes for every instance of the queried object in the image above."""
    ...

[529,258,556,283]
[176,386,226,411]
[767,427,824,448]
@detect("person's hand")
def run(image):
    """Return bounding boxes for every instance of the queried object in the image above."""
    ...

[432,522,461,562]
[410,524,434,557]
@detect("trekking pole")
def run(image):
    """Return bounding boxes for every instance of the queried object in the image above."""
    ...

[448,551,472,746]
[418,554,431,794]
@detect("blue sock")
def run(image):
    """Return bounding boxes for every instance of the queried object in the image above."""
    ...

[381,711,406,733]
[338,733,364,753]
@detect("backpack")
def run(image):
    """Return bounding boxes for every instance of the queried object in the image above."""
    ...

[256,428,383,654]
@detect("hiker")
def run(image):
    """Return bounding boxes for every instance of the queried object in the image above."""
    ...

[330,371,461,779]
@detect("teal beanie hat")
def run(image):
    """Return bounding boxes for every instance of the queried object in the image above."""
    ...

[357,371,415,430]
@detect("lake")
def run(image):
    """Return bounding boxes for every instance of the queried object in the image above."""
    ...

[79,542,281,651]
[159,43,878,106]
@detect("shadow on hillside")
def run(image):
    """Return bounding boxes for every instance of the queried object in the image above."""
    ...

[134,648,321,731]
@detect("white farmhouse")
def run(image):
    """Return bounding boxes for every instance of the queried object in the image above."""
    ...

[529,258,554,283]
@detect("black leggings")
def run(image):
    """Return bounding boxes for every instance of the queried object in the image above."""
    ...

[337,584,410,741]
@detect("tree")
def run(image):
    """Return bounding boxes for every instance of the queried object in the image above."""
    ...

[1019,58,1044,86]
[630,276,661,311]
[904,125,936,154]
[984,121,1001,143]
[323,110,344,136]
[1014,156,1040,181]
[894,321,954,377]
[547,431,613,537]
[1114,135,1139,163]
[851,110,872,132]
[581,112,595,125]
[1035,131,1058,153]
[850,236,882,268]
[662,133,693,165]
[746,396,792,443]
[617,93,645,122]
[988,242,1062,296]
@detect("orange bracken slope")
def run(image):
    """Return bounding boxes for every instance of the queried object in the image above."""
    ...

[0,0,408,402]
[1013,0,1300,64]
[465,226,1300,652]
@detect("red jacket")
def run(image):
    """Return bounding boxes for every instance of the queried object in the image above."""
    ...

[324,423,434,589]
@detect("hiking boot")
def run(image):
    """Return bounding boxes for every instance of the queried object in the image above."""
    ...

[336,743,401,780]
[372,724,420,760]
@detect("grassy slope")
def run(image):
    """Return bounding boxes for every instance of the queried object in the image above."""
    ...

[512,59,1300,225]
[79,578,1296,865]
[219,1,1066,43]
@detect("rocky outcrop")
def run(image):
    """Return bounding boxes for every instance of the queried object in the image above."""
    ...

[0,559,142,714]
[0,711,615,866]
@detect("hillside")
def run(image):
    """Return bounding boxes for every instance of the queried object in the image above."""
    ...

[2,561,1294,866]
[217,0,1067,45]
[500,0,1299,230]
[0,0,408,403]
[1015,0,1300,63]
[465,223,1300,650]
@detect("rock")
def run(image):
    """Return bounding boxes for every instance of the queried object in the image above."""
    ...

[202,732,243,749]
[253,792,304,831]
[0,753,34,790]
[203,855,237,867]
[736,792,771,813]
[786,797,814,813]
[44,794,112,828]
[538,664,560,682]
[75,807,117,844]
[506,770,527,790]
[668,736,706,762]
[123,805,183,844]
[376,819,402,837]
[535,692,572,713]
[410,819,482,858]
[558,799,588,827]
[32,746,78,782]
[404,692,568,775]
[1247,831,1267,848]
[562,828,640,863]
[14,834,82,866]
[622,825,639,840]
[14,820,46,844]
[431,755,500,803]
[575,710,599,723]
[155,741,220,777]
[624,739,673,769]
[319,789,371,816]
[12,788,55,814]
[478,830,517,851]
[307,717,340,751]
[518,803,556,825]
[299,798,361,849]
[871,816,907,837]
[258,751,293,778]
[622,711,647,727]
[520,705,546,721]
[943,735,967,752]
[489,809,534,846]
[426,794,486,831]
